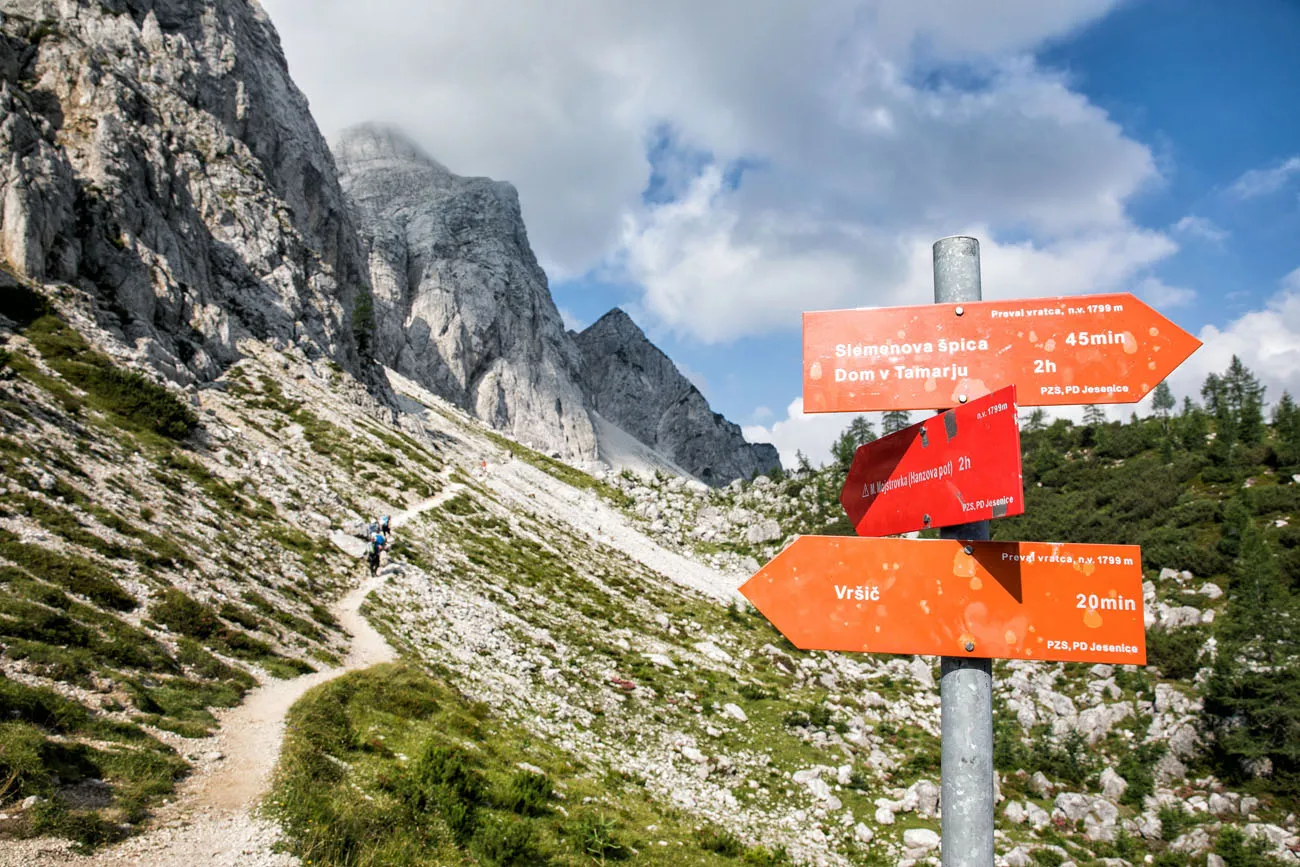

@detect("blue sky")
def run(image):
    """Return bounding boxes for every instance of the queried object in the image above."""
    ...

[266,0,1300,465]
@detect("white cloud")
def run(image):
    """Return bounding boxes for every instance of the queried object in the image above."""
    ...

[743,398,865,468]
[1165,289,1300,409]
[751,406,774,421]
[1229,155,1300,199]
[557,307,587,332]
[1283,267,1300,294]
[1133,276,1195,309]
[263,0,1161,309]
[1172,215,1228,244]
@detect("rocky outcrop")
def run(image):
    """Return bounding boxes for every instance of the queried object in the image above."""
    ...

[334,124,596,461]
[575,309,780,485]
[0,1,380,387]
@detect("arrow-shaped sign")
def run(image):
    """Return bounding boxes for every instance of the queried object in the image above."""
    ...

[803,292,1201,413]
[842,385,1024,536]
[740,536,1146,665]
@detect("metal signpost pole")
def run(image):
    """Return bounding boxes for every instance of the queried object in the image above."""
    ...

[933,236,994,867]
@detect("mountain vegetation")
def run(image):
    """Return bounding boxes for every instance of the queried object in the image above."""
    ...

[5,264,1299,865]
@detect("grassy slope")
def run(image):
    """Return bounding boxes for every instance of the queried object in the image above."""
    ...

[0,279,440,848]
[4,275,1294,865]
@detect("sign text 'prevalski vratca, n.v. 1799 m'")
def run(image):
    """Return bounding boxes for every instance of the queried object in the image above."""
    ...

[802,292,1202,413]
[841,385,1024,537]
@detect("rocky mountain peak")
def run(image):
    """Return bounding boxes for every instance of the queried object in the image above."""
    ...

[334,124,598,461]
[575,307,781,485]
[333,123,455,186]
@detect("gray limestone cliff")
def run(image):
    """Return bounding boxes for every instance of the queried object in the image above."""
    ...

[333,124,596,461]
[575,309,781,485]
[0,0,380,387]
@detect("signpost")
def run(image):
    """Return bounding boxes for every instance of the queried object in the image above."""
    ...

[738,536,1146,665]
[840,385,1024,538]
[743,235,1200,867]
[802,291,1202,413]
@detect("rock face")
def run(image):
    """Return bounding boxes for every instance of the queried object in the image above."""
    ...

[0,0,378,386]
[334,124,596,461]
[575,309,780,485]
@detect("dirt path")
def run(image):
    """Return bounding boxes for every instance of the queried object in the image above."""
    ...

[4,574,395,867]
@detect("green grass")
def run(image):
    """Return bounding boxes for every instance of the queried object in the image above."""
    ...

[0,529,137,611]
[0,674,189,847]
[17,306,196,441]
[268,664,780,866]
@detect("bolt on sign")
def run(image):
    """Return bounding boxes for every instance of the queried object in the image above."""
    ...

[802,292,1202,413]
[841,385,1024,537]
[739,536,1146,665]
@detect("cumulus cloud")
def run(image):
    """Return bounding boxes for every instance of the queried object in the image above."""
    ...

[1229,155,1300,199]
[1133,276,1196,309]
[743,398,872,469]
[263,0,1164,317]
[1172,215,1229,244]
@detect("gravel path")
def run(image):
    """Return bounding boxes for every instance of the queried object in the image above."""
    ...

[2,574,395,867]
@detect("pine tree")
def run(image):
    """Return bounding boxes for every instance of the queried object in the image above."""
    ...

[795,450,813,474]
[1151,381,1176,420]
[830,416,877,468]
[1082,405,1107,426]
[1202,373,1226,416]
[1222,355,1265,414]
[1021,408,1048,433]
[1204,522,1300,792]
[1238,394,1265,445]
[1274,392,1300,462]
[881,410,911,436]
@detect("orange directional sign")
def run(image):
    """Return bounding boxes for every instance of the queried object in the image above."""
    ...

[803,292,1201,413]
[842,385,1024,536]
[740,536,1146,665]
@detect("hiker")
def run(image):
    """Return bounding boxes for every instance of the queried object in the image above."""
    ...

[367,531,387,576]
[380,514,391,536]
[367,517,380,538]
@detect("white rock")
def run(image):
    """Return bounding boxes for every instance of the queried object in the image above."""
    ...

[1002,847,1033,867]
[853,822,874,843]
[909,657,935,689]
[721,702,748,723]
[1170,826,1211,854]
[1026,803,1051,829]
[692,640,733,664]
[1004,801,1027,825]
[1099,767,1127,801]
[903,828,940,850]
[1198,582,1224,600]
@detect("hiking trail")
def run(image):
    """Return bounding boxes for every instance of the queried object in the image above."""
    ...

[0,508,448,865]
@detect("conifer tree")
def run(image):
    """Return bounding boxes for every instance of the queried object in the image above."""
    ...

[881,410,911,436]
[831,416,876,468]
[1082,405,1107,426]
[1152,381,1176,419]
[1021,408,1048,433]
[1204,522,1300,793]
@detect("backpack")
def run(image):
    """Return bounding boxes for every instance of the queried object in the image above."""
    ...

[374,533,386,548]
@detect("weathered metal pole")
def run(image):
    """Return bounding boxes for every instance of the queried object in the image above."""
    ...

[933,236,995,867]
